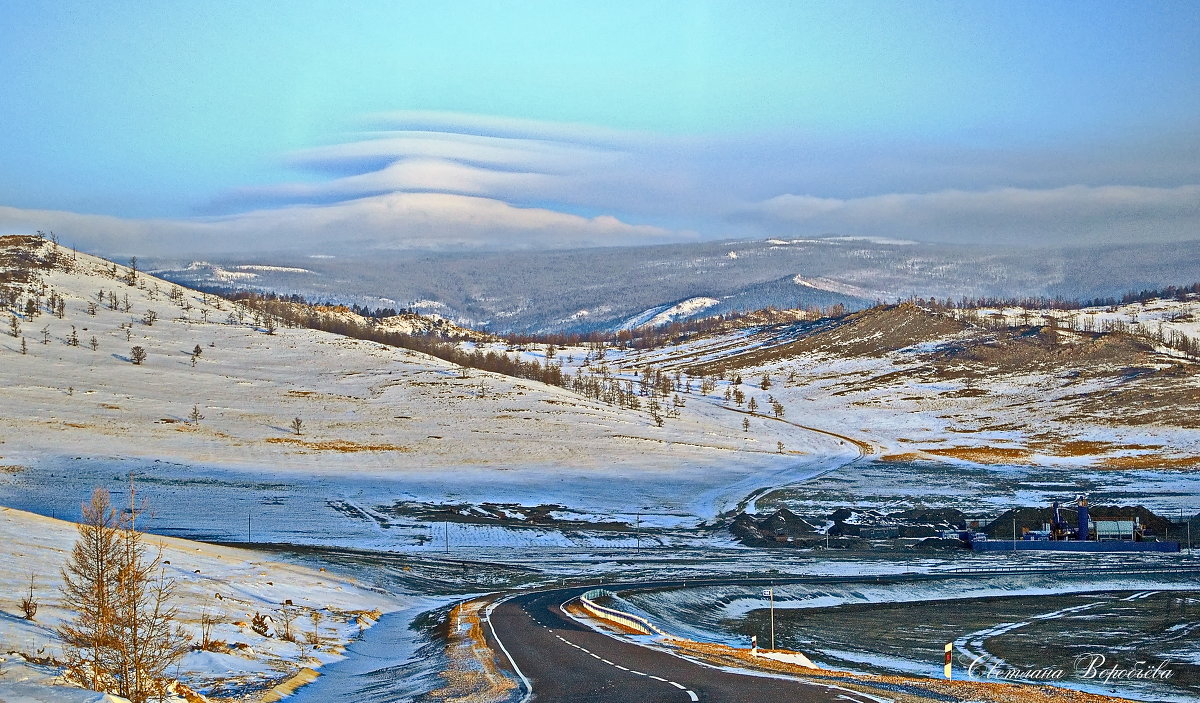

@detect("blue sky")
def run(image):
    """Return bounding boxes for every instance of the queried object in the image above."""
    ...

[1,1,1197,253]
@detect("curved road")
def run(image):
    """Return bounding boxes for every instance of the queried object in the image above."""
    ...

[484,586,863,703]
[482,566,1200,702]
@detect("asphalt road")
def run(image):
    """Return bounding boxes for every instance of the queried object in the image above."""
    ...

[484,587,862,703]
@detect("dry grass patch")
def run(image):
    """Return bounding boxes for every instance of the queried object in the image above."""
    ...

[925,446,1035,464]
[666,638,1140,703]
[0,465,26,474]
[880,452,924,462]
[265,437,410,453]
[261,668,320,703]
[1099,454,1200,470]
[431,600,517,703]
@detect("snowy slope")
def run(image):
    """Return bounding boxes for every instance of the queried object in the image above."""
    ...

[0,236,848,546]
[0,505,398,702]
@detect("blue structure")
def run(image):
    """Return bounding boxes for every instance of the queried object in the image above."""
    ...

[1078,498,1090,541]
[973,539,1180,553]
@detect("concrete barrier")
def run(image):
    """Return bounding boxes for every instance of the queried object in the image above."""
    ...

[753,649,818,669]
[577,589,667,636]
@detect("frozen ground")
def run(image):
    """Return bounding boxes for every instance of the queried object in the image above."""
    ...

[0,240,853,549]
[4,238,1199,701]
[617,572,1200,703]
[0,505,400,702]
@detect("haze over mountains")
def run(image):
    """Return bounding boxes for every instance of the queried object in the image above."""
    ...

[148,235,1200,334]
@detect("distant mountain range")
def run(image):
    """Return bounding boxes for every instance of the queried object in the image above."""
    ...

[145,236,1200,334]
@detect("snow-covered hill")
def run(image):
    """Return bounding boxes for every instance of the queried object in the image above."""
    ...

[146,235,1200,333]
[623,301,1200,512]
[0,504,397,702]
[0,235,845,547]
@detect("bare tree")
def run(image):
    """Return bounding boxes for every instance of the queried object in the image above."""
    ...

[130,346,147,365]
[289,417,303,435]
[277,604,300,642]
[20,573,38,620]
[142,310,158,326]
[198,603,220,651]
[8,314,18,338]
[304,610,323,647]
[188,405,204,423]
[190,344,202,367]
[59,488,122,692]
[58,486,190,703]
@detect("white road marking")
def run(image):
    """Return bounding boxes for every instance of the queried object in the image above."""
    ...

[484,598,533,703]
[550,596,700,701]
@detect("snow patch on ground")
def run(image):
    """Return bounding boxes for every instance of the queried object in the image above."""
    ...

[0,505,400,702]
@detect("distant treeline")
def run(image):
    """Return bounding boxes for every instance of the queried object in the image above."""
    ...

[184,284,419,319]
[509,303,850,350]
[920,282,1200,312]
[231,291,569,387]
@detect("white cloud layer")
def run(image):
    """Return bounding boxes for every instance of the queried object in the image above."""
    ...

[747,185,1200,245]
[0,192,690,256]
[3,111,1198,254]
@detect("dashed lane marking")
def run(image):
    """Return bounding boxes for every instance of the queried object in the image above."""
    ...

[551,602,694,701]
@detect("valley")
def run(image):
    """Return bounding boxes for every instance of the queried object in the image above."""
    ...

[1,234,1197,702]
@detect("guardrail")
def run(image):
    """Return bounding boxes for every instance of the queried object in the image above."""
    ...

[577,589,667,636]
[942,563,1200,575]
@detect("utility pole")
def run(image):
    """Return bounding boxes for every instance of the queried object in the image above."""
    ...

[445,521,450,554]
[128,471,137,531]
[635,512,641,553]
[247,512,251,543]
